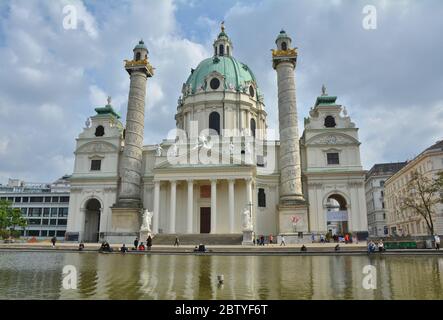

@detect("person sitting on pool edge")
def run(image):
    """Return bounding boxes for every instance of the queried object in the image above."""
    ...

[138,242,146,251]
[120,244,128,253]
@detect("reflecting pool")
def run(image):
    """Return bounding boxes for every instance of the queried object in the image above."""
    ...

[1,252,443,299]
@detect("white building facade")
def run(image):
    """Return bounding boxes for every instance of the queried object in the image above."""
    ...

[365,163,407,237]
[0,176,70,240]
[66,28,368,244]
[300,90,368,238]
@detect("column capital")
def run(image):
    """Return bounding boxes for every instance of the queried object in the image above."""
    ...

[210,178,218,184]
[227,178,236,184]
[186,179,194,184]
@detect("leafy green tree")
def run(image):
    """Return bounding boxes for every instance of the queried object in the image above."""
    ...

[0,200,27,238]
[400,171,443,235]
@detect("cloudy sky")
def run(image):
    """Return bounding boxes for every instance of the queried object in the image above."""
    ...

[0,0,442,184]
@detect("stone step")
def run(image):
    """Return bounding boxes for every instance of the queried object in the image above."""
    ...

[147,234,243,245]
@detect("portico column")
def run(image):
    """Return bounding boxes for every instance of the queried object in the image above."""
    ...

[211,179,217,234]
[187,179,194,233]
[153,180,160,233]
[228,179,235,233]
[246,178,253,228]
[170,180,177,233]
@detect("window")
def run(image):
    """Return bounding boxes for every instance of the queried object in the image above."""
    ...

[219,44,224,56]
[44,197,51,203]
[50,219,57,226]
[281,41,287,51]
[14,197,21,203]
[52,196,59,203]
[381,191,384,197]
[249,85,255,98]
[382,202,385,209]
[43,208,50,217]
[22,197,29,203]
[227,46,230,56]
[209,112,220,135]
[28,208,42,217]
[327,153,339,165]
[200,186,211,198]
[95,125,105,137]
[57,219,67,226]
[30,197,43,203]
[258,188,266,207]
[210,78,220,90]
[324,116,336,128]
[42,219,49,225]
[20,208,27,216]
[60,196,69,203]
[250,118,256,138]
[136,52,141,61]
[50,208,58,217]
[58,208,68,217]
[48,230,55,236]
[91,159,102,171]
[28,219,41,225]
[28,230,40,237]
[56,230,66,237]
[380,180,385,187]
[41,230,48,237]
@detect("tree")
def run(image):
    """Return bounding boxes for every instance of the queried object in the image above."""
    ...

[0,200,27,238]
[399,171,443,236]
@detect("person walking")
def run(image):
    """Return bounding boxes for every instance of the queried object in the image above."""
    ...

[147,235,152,251]
[174,236,180,247]
[434,234,440,250]
[133,237,139,250]
[51,236,57,248]
[280,235,286,246]
[269,234,274,245]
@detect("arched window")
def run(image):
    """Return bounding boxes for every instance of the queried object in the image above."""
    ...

[250,118,256,138]
[95,125,105,137]
[281,41,287,51]
[136,52,141,61]
[227,46,230,56]
[219,44,224,56]
[258,188,266,207]
[324,115,336,128]
[209,112,220,135]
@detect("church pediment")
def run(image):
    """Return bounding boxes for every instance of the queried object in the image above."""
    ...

[76,141,119,154]
[306,133,359,146]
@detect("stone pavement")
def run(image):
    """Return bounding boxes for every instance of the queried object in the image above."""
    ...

[1,240,443,255]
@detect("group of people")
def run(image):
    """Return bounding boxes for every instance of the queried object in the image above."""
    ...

[133,236,153,251]
[254,234,287,246]
[317,232,356,244]
[367,239,385,253]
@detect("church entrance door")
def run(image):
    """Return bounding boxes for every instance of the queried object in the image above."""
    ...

[84,198,101,242]
[200,207,211,233]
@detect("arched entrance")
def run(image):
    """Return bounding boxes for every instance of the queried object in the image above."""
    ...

[84,198,101,242]
[326,194,349,236]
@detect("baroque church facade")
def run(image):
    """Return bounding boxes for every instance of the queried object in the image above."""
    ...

[66,26,368,244]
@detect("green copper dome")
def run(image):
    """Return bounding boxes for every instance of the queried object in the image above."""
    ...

[185,56,260,95]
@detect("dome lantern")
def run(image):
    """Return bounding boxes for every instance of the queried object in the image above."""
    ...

[213,21,233,57]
